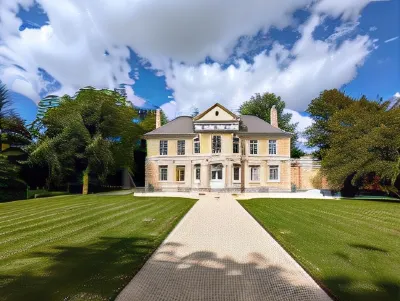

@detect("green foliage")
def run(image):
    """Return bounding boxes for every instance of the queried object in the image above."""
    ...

[304,89,354,159]
[239,92,305,158]
[139,110,168,134]
[27,88,142,187]
[321,98,400,197]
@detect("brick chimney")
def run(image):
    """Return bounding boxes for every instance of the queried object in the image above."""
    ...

[270,105,278,128]
[155,109,161,129]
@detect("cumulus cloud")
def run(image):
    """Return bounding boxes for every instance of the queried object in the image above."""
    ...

[125,85,146,107]
[0,0,376,117]
[163,14,374,116]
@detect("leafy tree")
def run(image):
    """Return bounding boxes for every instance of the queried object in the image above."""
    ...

[239,92,305,158]
[304,89,354,159]
[27,88,142,194]
[0,154,23,188]
[139,110,168,134]
[321,98,400,198]
[191,107,199,117]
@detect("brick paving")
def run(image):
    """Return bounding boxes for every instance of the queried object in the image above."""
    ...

[116,194,332,301]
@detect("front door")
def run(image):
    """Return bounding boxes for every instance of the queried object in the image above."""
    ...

[210,164,224,189]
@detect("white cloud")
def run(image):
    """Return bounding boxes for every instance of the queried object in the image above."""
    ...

[284,109,313,133]
[384,36,399,43]
[164,14,374,114]
[369,26,377,31]
[0,0,376,117]
[394,92,400,98]
[160,101,177,120]
[125,85,146,107]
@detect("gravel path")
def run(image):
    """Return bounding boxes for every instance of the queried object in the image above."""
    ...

[117,194,332,301]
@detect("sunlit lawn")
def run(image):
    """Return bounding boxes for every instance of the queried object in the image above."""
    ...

[239,198,400,301]
[0,195,196,301]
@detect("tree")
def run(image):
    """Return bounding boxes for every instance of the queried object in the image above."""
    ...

[304,89,354,159]
[191,107,199,117]
[321,98,400,198]
[27,88,142,194]
[139,110,168,134]
[239,92,305,158]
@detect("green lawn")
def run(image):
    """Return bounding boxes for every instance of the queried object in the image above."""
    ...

[0,195,196,301]
[239,198,400,301]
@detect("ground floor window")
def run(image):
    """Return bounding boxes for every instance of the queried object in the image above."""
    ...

[176,166,185,182]
[194,165,201,181]
[250,166,260,181]
[211,164,223,180]
[159,165,168,181]
[269,165,279,181]
[233,165,240,181]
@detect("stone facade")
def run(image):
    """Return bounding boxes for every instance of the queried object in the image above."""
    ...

[144,103,324,192]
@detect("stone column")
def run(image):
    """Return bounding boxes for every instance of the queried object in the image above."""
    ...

[200,161,209,189]
[226,161,232,189]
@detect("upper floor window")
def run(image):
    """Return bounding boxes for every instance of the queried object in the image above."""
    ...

[212,135,222,153]
[177,140,185,155]
[233,136,240,154]
[269,140,277,155]
[159,165,168,181]
[193,137,200,154]
[250,140,258,155]
[160,140,168,155]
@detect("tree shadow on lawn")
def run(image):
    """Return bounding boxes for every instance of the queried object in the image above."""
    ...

[0,236,155,301]
[117,242,333,301]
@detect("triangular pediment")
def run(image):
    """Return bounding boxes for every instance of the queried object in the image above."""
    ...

[193,103,239,122]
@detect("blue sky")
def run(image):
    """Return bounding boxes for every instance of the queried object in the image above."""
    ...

[0,0,399,135]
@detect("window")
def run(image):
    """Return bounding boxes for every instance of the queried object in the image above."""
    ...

[212,135,222,153]
[211,164,223,180]
[177,140,185,155]
[194,165,201,181]
[176,166,185,182]
[159,166,168,181]
[159,140,168,155]
[250,140,258,155]
[269,140,277,155]
[269,165,279,181]
[233,136,240,154]
[193,137,200,154]
[250,166,260,181]
[233,165,240,181]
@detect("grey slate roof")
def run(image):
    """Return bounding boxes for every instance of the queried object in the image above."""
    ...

[143,115,292,137]
[144,116,195,136]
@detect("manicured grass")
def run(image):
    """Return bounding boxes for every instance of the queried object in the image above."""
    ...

[239,198,400,301]
[0,195,196,301]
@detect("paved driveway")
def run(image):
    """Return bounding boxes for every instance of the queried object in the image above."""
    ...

[117,194,332,301]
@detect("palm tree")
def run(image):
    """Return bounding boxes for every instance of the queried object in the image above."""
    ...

[0,81,31,157]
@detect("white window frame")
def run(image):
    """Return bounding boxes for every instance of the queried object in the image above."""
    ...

[176,166,185,182]
[193,137,200,154]
[211,164,223,180]
[269,140,277,155]
[159,165,168,181]
[177,140,185,155]
[233,165,241,182]
[250,140,258,155]
[268,165,280,182]
[194,165,201,182]
[212,135,222,154]
[250,166,260,182]
[233,136,240,154]
[159,140,168,156]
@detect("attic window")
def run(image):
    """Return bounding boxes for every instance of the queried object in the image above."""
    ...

[215,111,219,116]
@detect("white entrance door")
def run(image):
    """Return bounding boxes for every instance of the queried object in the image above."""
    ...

[210,164,224,189]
